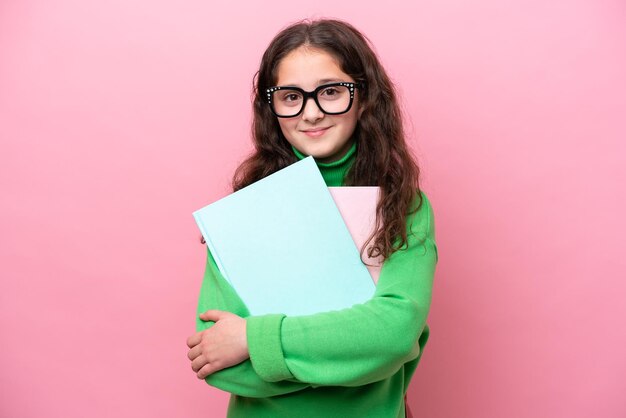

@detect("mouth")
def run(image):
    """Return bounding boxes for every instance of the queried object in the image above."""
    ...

[301,126,331,137]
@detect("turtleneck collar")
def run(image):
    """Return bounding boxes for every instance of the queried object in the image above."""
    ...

[291,141,357,187]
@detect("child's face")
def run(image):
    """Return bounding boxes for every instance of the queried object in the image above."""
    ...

[274,46,362,164]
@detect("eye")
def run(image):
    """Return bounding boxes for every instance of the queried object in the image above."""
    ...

[319,85,348,101]
[279,91,302,102]
[320,87,339,97]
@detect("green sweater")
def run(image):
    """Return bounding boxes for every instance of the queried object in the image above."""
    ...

[196,143,438,417]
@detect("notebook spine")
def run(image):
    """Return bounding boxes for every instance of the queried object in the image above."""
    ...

[193,212,231,284]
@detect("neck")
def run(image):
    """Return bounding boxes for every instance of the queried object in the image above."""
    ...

[291,142,357,187]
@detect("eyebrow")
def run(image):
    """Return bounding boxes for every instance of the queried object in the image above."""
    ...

[277,78,348,88]
[318,78,344,84]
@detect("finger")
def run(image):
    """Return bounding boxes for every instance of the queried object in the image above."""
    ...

[199,310,226,322]
[197,360,222,379]
[187,344,203,361]
[186,332,202,348]
[191,354,209,373]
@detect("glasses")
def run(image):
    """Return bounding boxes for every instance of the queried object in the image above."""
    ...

[265,82,364,118]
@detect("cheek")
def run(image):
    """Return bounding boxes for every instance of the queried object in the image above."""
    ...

[340,113,359,135]
[277,119,296,138]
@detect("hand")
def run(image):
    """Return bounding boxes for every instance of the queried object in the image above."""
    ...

[186,310,249,379]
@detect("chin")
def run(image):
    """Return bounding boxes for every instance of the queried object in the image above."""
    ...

[294,143,326,157]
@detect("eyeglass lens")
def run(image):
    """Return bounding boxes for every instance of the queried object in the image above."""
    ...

[271,85,351,117]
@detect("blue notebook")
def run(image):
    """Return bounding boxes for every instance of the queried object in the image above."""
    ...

[193,157,376,316]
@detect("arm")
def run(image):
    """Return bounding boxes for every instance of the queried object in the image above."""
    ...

[193,249,310,398]
[246,192,438,387]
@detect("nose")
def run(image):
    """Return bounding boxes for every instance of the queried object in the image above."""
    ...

[301,96,324,123]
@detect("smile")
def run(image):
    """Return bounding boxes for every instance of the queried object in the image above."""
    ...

[301,127,331,137]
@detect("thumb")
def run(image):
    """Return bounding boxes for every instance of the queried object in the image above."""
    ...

[199,309,226,322]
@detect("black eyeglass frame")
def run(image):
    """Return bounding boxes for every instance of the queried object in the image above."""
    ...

[265,81,365,118]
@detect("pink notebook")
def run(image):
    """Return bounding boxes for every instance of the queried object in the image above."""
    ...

[328,187,382,284]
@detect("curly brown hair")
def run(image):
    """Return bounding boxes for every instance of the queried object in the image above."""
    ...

[205,18,422,261]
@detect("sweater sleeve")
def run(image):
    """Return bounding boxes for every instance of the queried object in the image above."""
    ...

[195,248,310,398]
[246,192,438,387]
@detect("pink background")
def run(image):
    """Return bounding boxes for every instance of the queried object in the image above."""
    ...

[1,1,625,417]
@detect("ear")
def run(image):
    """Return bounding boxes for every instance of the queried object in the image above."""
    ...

[358,104,365,119]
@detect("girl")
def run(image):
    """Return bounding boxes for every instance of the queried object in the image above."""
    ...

[186,18,438,418]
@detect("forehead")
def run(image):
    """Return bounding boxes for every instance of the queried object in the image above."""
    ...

[275,46,352,88]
